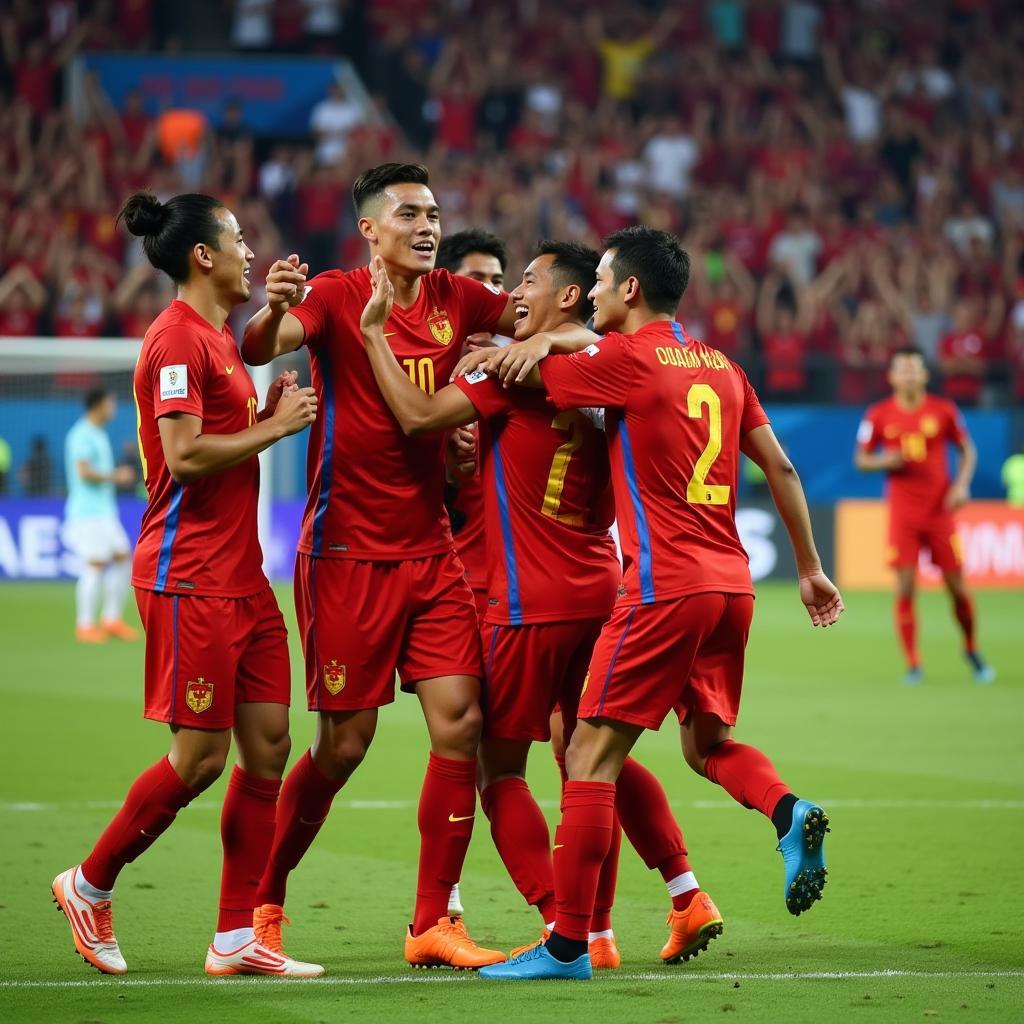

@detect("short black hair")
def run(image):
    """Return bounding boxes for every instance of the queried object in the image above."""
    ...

[603,226,690,315]
[535,240,600,322]
[84,388,110,411]
[352,162,430,216]
[118,191,226,284]
[436,228,508,273]
[891,346,925,363]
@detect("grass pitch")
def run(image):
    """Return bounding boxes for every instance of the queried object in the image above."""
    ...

[1,581,1021,1023]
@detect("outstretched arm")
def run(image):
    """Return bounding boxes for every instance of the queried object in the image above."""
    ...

[361,257,477,435]
[741,424,844,627]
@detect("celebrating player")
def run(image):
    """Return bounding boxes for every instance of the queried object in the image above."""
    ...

[242,163,556,969]
[63,388,138,644]
[436,228,510,627]
[475,226,843,982]
[52,191,320,977]
[855,348,995,684]
[360,243,725,967]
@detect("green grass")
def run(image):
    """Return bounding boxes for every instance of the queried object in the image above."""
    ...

[1,582,1021,1023]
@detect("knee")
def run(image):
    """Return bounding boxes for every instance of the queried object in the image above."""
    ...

[264,731,291,777]
[436,701,483,759]
[682,741,707,777]
[178,749,228,791]
[320,730,372,780]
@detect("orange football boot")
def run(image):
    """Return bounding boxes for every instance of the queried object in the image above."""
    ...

[75,626,108,644]
[588,935,621,969]
[661,891,724,964]
[102,619,139,640]
[405,916,507,969]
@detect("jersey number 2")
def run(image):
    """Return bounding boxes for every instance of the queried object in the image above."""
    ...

[686,384,730,505]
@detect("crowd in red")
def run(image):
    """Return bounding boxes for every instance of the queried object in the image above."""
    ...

[1,0,1023,404]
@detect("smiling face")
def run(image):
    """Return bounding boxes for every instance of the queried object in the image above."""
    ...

[588,249,631,334]
[204,207,254,303]
[509,254,578,339]
[359,182,440,278]
[456,251,504,289]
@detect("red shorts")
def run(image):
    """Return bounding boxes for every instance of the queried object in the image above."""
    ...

[888,513,961,573]
[295,552,482,712]
[471,586,490,624]
[580,593,754,731]
[481,618,606,742]
[137,586,290,730]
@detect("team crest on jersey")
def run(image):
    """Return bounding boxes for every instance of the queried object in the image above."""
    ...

[427,307,454,346]
[185,677,213,714]
[920,415,939,438]
[323,660,346,695]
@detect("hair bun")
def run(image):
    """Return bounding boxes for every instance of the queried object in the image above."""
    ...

[119,191,166,237]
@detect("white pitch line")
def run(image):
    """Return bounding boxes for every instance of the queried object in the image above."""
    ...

[2,970,1022,990]
[3,798,1023,813]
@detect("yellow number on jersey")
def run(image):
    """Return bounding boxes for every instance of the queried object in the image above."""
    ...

[246,395,258,427]
[402,357,436,395]
[686,383,730,505]
[541,410,586,525]
[132,383,148,483]
[900,431,927,463]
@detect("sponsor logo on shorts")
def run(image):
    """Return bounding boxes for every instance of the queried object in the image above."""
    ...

[323,659,346,695]
[160,364,188,400]
[185,677,213,714]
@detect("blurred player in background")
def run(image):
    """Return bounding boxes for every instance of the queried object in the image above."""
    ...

[52,191,320,978]
[243,163,537,970]
[436,228,510,627]
[476,227,843,982]
[855,348,995,684]
[361,243,724,968]
[63,388,137,644]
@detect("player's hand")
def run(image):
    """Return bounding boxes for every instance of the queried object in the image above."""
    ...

[266,254,309,315]
[880,450,904,471]
[361,256,394,334]
[448,425,477,477]
[798,571,844,628]
[451,348,495,380]
[945,482,969,509]
[263,370,299,418]
[488,334,553,386]
[271,385,318,436]
[112,465,135,487]
[466,332,497,351]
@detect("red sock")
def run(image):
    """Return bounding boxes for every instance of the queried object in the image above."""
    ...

[413,753,477,935]
[952,595,976,653]
[616,756,690,876]
[481,777,556,924]
[703,739,791,819]
[590,813,621,933]
[217,766,281,931]
[553,781,616,942]
[895,595,919,668]
[256,750,345,907]
[81,757,195,891]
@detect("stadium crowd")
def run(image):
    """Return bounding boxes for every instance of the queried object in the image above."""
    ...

[0,0,1023,404]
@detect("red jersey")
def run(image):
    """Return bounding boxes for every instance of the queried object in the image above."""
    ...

[289,266,507,559]
[132,300,266,597]
[450,467,487,593]
[539,322,770,606]
[857,394,968,518]
[454,370,618,624]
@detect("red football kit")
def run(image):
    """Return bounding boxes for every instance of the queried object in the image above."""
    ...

[132,299,289,728]
[857,393,967,572]
[288,266,508,710]
[454,370,619,741]
[449,463,489,619]
[539,321,770,730]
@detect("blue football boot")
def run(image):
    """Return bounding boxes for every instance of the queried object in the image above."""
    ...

[479,943,592,981]
[777,799,830,915]
[903,666,924,685]
[966,651,995,684]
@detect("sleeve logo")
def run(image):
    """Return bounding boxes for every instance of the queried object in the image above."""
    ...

[465,370,488,384]
[583,344,601,357]
[160,364,188,400]
[483,282,502,295]
[855,419,872,444]
[302,285,312,300]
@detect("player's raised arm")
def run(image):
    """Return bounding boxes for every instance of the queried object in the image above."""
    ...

[361,257,476,435]
[157,386,317,483]
[742,423,844,627]
[241,255,309,365]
